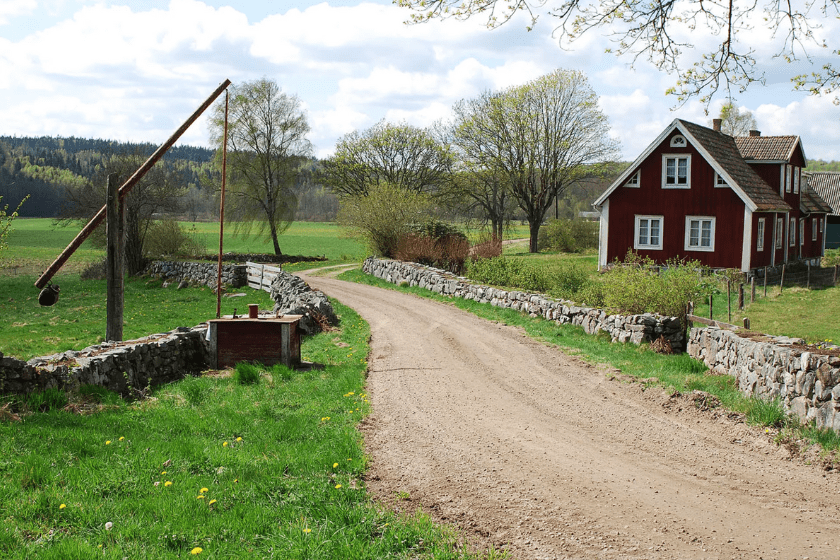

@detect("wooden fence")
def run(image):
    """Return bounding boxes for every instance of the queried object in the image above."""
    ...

[246,261,282,293]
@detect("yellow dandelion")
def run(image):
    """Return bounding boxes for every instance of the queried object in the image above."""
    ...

[333,462,338,468]
[161,471,167,475]
[196,495,205,500]
[236,437,242,442]
[164,481,173,487]
[234,479,238,483]
[59,504,66,510]
[303,528,312,533]
[118,436,125,441]
[190,547,203,555]
[223,441,228,447]
[105,440,111,445]
[200,487,209,493]
[335,484,342,489]
[209,499,217,505]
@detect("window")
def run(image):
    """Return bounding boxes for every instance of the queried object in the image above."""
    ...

[821,218,825,234]
[670,135,687,147]
[714,172,727,188]
[812,218,818,241]
[634,215,663,250]
[624,170,639,187]
[757,218,765,251]
[662,155,690,188]
[685,216,715,251]
[790,217,796,247]
[793,167,800,194]
[775,217,784,249]
[800,219,805,246]
[785,165,792,193]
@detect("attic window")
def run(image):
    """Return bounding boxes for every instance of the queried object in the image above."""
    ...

[670,135,687,148]
[662,155,691,189]
[714,172,727,188]
[625,171,640,187]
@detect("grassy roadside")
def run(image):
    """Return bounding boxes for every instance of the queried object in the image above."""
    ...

[339,267,840,454]
[0,300,500,559]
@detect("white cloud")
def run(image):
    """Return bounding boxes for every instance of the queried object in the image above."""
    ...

[0,0,36,25]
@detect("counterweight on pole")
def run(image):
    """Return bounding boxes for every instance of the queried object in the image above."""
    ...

[35,79,232,290]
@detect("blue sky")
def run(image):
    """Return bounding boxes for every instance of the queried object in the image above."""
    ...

[1,0,839,161]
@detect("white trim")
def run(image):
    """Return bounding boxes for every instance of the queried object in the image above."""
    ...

[756,217,765,252]
[793,167,800,194]
[785,164,792,193]
[670,135,687,148]
[598,200,609,269]
[634,215,663,250]
[662,154,691,189]
[812,217,818,241]
[779,166,785,196]
[789,217,796,247]
[741,209,752,271]
[714,172,728,188]
[684,215,716,252]
[799,218,805,247]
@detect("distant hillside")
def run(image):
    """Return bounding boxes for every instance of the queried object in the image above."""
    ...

[0,135,216,218]
[807,160,840,172]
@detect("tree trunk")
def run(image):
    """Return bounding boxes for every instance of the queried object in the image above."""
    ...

[270,222,283,256]
[529,220,540,253]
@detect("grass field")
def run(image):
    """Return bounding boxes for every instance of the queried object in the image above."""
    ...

[0,300,496,559]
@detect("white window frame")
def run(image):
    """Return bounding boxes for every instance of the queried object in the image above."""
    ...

[812,218,818,241]
[684,216,716,252]
[800,218,805,246]
[670,135,687,148]
[662,154,691,189]
[821,218,825,234]
[634,215,664,250]
[793,167,800,194]
[624,170,640,187]
[757,218,765,251]
[785,165,792,193]
[790,217,796,247]
[776,217,785,249]
[714,172,728,188]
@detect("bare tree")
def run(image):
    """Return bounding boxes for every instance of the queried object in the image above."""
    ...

[396,0,840,107]
[451,69,619,253]
[209,79,312,256]
[320,120,453,197]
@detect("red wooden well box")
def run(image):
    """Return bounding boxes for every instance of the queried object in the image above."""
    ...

[206,314,302,369]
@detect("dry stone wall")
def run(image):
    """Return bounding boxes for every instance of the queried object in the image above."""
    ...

[363,257,685,351]
[0,326,209,396]
[145,261,247,289]
[688,327,840,430]
[269,270,338,335]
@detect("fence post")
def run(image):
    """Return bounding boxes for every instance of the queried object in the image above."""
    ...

[727,278,732,323]
[750,276,756,303]
[260,264,265,290]
[780,264,786,294]
[835,264,838,286]
[807,261,811,289]
[743,317,751,329]
[738,283,744,310]
[763,266,768,297]
[709,294,713,321]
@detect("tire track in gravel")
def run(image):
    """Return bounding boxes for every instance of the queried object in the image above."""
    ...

[299,271,840,560]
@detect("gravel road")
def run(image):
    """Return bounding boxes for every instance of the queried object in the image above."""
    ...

[300,271,840,560]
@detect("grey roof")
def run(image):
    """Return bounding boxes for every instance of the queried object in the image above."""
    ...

[805,172,840,215]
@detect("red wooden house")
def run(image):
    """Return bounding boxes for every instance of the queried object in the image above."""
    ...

[593,119,831,272]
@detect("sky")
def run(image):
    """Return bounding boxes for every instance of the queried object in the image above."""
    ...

[1,0,840,162]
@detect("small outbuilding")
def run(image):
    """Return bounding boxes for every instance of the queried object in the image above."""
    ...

[805,171,840,249]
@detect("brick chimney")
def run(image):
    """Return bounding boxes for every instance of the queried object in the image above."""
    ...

[749,130,761,137]
[712,119,722,132]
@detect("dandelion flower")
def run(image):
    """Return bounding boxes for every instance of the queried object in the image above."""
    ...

[164,481,173,487]
[303,528,312,533]
[59,504,66,510]
[333,463,338,468]
[234,479,238,484]
[196,495,205,500]
[335,484,342,489]
[190,547,203,555]
[208,499,217,505]
[161,471,167,475]
[200,487,209,493]
[118,436,125,441]
[105,440,111,445]
[223,441,228,447]
[236,437,242,442]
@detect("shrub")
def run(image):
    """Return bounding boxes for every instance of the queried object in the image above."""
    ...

[144,219,203,258]
[80,259,107,281]
[395,232,470,273]
[538,219,598,253]
[470,233,502,259]
[823,248,840,267]
[233,362,261,385]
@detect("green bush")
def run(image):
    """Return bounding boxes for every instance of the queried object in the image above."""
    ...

[233,362,261,385]
[538,219,598,253]
[463,256,592,299]
[144,218,203,258]
[823,248,840,267]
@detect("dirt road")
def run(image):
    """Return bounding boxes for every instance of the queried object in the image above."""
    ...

[300,271,840,560]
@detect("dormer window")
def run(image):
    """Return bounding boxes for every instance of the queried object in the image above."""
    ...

[714,172,727,188]
[670,135,687,148]
[624,170,640,187]
[662,155,690,189]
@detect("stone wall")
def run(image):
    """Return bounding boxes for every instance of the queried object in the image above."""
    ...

[688,327,840,430]
[269,270,338,335]
[145,261,247,289]
[363,257,685,351]
[0,326,209,396]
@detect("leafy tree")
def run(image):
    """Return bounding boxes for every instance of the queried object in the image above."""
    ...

[0,195,27,263]
[396,0,840,106]
[438,167,516,241]
[336,182,433,257]
[209,79,312,256]
[320,120,453,197]
[451,69,619,253]
[712,102,758,137]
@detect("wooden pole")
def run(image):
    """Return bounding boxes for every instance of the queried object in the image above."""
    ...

[216,90,229,319]
[750,276,756,303]
[36,79,232,290]
[835,264,838,286]
[709,294,713,321]
[727,278,732,323]
[738,283,744,310]
[780,264,786,294]
[763,266,768,297]
[105,173,124,342]
[807,261,811,289]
